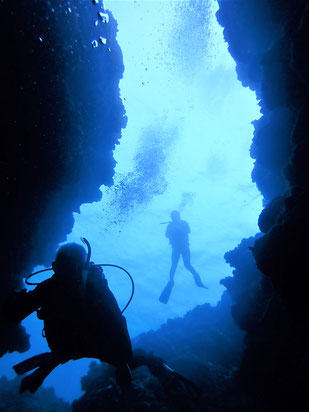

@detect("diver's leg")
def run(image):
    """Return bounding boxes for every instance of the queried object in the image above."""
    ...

[13,352,54,375]
[115,363,132,390]
[169,248,180,281]
[182,246,207,288]
[159,249,179,303]
[182,246,198,275]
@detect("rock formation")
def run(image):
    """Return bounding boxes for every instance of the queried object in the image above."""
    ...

[217,1,309,410]
[0,0,126,356]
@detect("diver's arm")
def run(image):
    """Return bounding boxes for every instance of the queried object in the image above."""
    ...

[4,284,46,323]
[165,224,171,238]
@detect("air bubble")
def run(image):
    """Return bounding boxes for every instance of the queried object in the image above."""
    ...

[92,0,99,4]
[98,11,109,23]
[99,36,107,45]
[91,40,98,48]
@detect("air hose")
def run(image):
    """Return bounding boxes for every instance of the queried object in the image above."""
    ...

[25,268,53,286]
[95,264,135,314]
[25,263,134,314]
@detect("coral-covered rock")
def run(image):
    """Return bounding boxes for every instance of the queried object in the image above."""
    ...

[0,0,125,356]
[218,0,309,410]
[0,376,70,412]
[73,351,203,412]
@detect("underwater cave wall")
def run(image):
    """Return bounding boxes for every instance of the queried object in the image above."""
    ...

[0,0,126,357]
[217,0,309,409]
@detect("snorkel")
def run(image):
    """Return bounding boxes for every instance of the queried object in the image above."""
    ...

[80,237,91,290]
[81,237,91,264]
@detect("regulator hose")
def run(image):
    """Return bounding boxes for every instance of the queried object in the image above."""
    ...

[94,264,135,314]
[25,264,134,314]
[26,268,53,286]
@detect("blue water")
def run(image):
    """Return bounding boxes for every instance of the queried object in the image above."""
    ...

[0,0,262,402]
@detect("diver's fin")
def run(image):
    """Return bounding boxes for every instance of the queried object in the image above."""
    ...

[13,352,53,375]
[159,280,174,304]
[19,367,49,393]
[19,356,60,393]
[193,273,208,289]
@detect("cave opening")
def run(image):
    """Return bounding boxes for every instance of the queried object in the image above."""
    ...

[65,0,262,336]
[47,0,262,400]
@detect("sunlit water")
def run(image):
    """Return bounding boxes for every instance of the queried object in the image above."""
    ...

[67,0,261,335]
[0,0,262,401]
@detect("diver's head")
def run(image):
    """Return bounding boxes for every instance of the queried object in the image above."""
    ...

[52,243,87,279]
[170,210,180,222]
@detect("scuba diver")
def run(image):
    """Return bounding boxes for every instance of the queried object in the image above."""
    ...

[159,210,207,304]
[5,241,133,393]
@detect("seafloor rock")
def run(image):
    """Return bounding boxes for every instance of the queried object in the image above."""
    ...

[0,376,70,412]
[73,351,202,412]
[133,292,245,388]
[131,295,250,411]
[73,350,249,412]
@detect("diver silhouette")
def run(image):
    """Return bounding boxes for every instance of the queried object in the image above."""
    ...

[5,242,133,393]
[159,210,207,304]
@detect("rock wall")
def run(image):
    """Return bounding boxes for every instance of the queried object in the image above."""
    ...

[217,0,309,410]
[0,0,126,357]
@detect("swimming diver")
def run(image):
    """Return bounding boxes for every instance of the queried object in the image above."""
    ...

[159,210,207,304]
[5,242,133,393]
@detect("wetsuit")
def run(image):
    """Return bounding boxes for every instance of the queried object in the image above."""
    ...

[8,265,133,368]
[165,220,199,281]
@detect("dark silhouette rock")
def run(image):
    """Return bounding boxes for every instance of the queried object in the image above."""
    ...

[0,376,70,412]
[73,350,203,412]
[218,1,309,410]
[0,1,126,357]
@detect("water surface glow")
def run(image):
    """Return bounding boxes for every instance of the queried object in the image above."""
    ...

[68,0,262,336]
